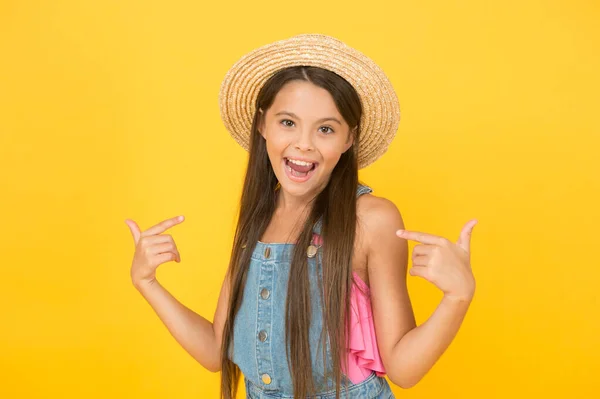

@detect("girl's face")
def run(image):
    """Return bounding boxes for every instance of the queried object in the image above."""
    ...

[258,80,354,198]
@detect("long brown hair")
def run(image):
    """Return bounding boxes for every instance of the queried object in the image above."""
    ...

[219,66,362,399]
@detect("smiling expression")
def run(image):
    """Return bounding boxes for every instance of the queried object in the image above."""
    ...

[258,80,355,198]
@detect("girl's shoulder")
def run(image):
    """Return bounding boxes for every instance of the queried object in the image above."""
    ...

[356,192,405,253]
[357,192,404,230]
[352,191,405,287]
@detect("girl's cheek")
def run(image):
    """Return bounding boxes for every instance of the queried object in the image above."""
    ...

[269,132,289,147]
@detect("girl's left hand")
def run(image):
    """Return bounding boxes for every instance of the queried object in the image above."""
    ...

[396,220,478,302]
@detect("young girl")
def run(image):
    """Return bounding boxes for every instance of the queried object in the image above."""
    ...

[126,34,477,399]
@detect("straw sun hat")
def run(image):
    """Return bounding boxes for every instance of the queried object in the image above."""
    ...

[218,33,400,169]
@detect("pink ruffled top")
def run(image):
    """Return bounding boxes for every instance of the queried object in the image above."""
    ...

[312,233,386,384]
[344,271,387,383]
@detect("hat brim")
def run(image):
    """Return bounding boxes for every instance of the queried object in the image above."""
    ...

[218,34,400,169]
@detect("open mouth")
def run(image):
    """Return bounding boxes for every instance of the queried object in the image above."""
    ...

[283,157,318,182]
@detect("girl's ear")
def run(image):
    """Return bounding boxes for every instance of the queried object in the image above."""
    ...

[343,126,357,152]
[257,108,266,139]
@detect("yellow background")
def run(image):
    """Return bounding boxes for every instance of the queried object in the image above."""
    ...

[1,0,598,398]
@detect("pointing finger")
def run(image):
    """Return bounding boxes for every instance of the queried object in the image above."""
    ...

[396,229,446,246]
[141,215,185,238]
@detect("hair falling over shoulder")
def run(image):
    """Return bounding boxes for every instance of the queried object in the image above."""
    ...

[219,66,362,399]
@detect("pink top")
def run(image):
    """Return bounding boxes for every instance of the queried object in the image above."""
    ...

[345,271,387,383]
[312,233,386,384]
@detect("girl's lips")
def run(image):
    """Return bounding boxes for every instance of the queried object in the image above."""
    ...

[282,158,318,183]
[284,156,318,165]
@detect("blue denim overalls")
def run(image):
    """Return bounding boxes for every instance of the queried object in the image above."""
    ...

[231,184,395,398]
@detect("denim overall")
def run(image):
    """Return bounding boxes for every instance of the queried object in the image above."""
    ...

[231,184,395,398]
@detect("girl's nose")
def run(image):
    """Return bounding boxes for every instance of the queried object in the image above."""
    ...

[294,130,315,151]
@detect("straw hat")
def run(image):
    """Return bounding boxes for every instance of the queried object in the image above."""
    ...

[218,33,400,169]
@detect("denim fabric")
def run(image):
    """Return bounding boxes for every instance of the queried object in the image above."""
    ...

[231,184,396,398]
[245,371,394,399]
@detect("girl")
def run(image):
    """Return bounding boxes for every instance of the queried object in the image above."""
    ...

[126,34,477,399]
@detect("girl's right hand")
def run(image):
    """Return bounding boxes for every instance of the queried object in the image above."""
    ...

[125,215,185,287]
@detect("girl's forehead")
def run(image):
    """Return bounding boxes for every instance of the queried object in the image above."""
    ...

[269,81,343,119]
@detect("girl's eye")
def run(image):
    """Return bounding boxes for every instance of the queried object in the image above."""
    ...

[279,119,334,134]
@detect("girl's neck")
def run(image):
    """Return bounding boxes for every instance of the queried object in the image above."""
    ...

[275,189,312,214]
[274,178,329,213]
[260,189,313,244]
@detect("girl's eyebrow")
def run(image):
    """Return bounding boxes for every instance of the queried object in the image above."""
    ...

[274,111,342,125]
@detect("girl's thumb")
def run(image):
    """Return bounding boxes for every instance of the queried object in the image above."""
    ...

[125,219,141,244]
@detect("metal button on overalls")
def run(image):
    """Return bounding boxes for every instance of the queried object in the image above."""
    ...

[261,373,272,385]
[258,330,268,342]
[260,288,270,299]
[306,244,318,258]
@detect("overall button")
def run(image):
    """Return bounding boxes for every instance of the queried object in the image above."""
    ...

[306,245,318,258]
[264,247,271,258]
[258,330,268,342]
[261,373,272,385]
[260,288,270,299]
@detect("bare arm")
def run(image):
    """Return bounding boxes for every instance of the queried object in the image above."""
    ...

[125,215,231,373]
[387,295,471,388]
[134,271,230,373]
[361,196,475,388]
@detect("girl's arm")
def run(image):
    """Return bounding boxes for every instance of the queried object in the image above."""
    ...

[384,293,471,388]
[134,269,230,373]
[358,195,476,389]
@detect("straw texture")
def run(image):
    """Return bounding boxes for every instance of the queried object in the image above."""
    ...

[219,34,400,169]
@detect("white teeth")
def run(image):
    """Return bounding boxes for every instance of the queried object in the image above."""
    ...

[287,158,314,167]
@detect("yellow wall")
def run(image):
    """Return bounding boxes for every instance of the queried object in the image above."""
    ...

[1,1,598,397]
